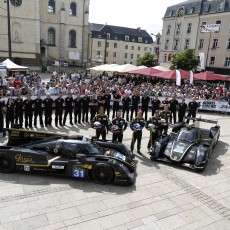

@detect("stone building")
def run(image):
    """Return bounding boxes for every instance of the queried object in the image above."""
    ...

[0,0,90,70]
[160,0,230,74]
[89,23,154,66]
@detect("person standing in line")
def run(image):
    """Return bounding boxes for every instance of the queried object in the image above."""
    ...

[54,93,64,126]
[122,93,131,121]
[169,95,179,124]
[104,90,111,117]
[141,92,150,121]
[130,91,140,121]
[33,94,44,128]
[186,97,200,124]
[43,93,54,127]
[0,99,5,136]
[151,95,161,116]
[82,93,90,123]
[97,92,105,110]
[73,94,82,124]
[23,94,34,128]
[112,90,121,119]
[14,94,24,128]
[178,98,187,122]
[5,97,14,129]
[89,94,98,121]
[63,92,74,125]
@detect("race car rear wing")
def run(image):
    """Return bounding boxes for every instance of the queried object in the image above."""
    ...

[185,117,218,124]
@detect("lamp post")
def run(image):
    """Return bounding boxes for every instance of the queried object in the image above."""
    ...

[200,25,212,71]
[104,31,108,64]
[4,0,12,60]
[151,32,161,64]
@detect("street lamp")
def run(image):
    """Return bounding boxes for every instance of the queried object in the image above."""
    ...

[104,31,108,64]
[200,25,212,71]
[4,0,12,60]
[151,32,161,64]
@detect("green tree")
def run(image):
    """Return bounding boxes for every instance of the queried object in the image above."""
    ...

[170,49,200,71]
[136,52,157,67]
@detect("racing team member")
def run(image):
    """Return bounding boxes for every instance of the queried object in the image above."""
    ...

[160,105,171,134]
[122,93,131,121]
[161,96,169,110]
[130,91,140,121]
[141,92,150,121]
[169,95,178,124]
[82,93,90,123]
[104,90,111,117]
[91,106,110,141]
[63,92,74,125]
[97,92,105,110]
[23,94,33,128]
[73,94,82,124]
[14,94,24,128]
[43,93,54,127]
[112,90,121,118]
[178,98,187,122]
[111,110,127,143]
[145,110,162,151]
[5,97,14,129]
[90,94,98,121]
[54,93,64,126]
[186,97,200,124]
[0,99,5,135]
[33,94,44,127]
[130,109,145,155]
[151,95,161,116]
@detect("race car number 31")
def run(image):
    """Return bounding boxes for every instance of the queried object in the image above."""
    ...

[72,168,85,178]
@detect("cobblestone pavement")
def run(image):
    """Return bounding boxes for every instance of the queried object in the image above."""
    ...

[0,112,230,230]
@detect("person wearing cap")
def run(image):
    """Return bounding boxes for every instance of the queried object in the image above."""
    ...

[145,110,162,151]
[43,93,54,127]
[54,93,64,126]
[33,94,44,127]
[91,107,110,141]
[130,109,145,155]
[160,105,171,134]
[111,110,127,143]
[63,92,74,125]
[14,94,24,128]
[23,94,34,128]
[178,98,187,122]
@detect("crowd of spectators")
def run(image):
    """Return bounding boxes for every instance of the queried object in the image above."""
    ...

[0,71,229,103]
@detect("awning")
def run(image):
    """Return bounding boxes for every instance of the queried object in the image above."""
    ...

[194,72,230,81]
[157,69,190,80]
[3,59,28,71]
[128,67,163,76]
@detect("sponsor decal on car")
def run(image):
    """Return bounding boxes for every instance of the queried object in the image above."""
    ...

[52,165,65,169]
[173,146,185,153]
[72,168,85,178]
[83,164,92,169]
[15,154,34,164]
[24,165,30,171]
[114,152,126,161]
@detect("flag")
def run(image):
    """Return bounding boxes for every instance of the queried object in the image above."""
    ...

[190,70,194,84]
[176,69,181,86]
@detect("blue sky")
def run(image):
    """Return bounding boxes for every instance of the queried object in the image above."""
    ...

[89,0,183,39]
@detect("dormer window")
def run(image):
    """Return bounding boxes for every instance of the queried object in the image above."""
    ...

[125,36,129,41]
[145,40,148,44]
[138,37,142,42]
[106,33,110,39]
[114,36,118,40]
[217,0,225,12]
[132,38,135,42]
[169,11,173,17]
[190,7,194,14]
[177,8,184,17]
[98,35,101,38]
[203,4,210,13]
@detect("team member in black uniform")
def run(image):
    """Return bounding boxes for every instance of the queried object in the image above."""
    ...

[0,99,5,135]
[104,90,111,117]
[23,94,34,128]
[63,92,74,125]
[111,110,127,143]
[54,93,64,126]
[5,97,14,129]
[130,91,140,121]
[160,105,171,134]
[169,95,179,124]
[89,94,98,121]
[178,98,187,122]
[43,93,54,126]
[73,94,82,124]
[141,92,150,121]
[112,90,121,118]
[161,96,169,110]
[91,107,110,141]
[146,110,162,151]
[122,93,131,121]
[97,92,105,110]
[151,95,161,116]
[186,97,200,124]
[33,94,44,127]
[14,94,24,128]
[130,109,145,155]
[82,93,90,123]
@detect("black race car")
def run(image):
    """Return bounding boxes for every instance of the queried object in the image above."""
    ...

[0,129,136,185]
[150,118,220,172]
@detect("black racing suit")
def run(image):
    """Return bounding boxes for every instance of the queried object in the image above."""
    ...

[23,99,34,128]
[160,111,171,134]
[33,98,44,127]
[178,102,187,122]
[55,97,64,126]
[63,97,73,125]
[111,117,127,143]
[6,100,14,129]
[73,97,82,123]
[186,101,200,124]
[141,96,150,121]
[130,116,145,151]
[43,98,54,126]
[122,96,131,121]
[90,99,98,121]
[14,98,24,128]
[91,114,109,141]
[130,95,140,121]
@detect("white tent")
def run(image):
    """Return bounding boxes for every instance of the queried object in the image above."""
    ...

[152,65,170,72]
[112,64,140,73]
[89,64,119,72]
[3,59,28,71]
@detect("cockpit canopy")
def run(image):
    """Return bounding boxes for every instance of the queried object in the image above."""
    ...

[177,128,199,143]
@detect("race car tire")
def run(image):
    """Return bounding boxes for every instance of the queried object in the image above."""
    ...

[92,163,114,184]
[0,154,16,173]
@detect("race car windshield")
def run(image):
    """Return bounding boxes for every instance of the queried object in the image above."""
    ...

[177,130,196,143]
[63,143,99,155]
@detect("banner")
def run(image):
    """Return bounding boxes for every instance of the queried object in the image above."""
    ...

[176,69,181,86]
[201,24,220,32]
[189,70,194,84]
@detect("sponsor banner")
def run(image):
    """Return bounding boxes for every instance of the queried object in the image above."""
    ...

[201,24,220,32]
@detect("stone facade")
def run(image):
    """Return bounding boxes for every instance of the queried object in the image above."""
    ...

[0,0,90,70]
[160,0,230,74]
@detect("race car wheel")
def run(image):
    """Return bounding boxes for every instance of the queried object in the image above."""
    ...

[92,163,114,184]
[0,154,16,173]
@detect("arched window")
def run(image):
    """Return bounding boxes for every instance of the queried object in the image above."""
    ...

[48,28,55,45]
[69,30,76,47]
[48,0,55,13]
[70,2,77,16]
